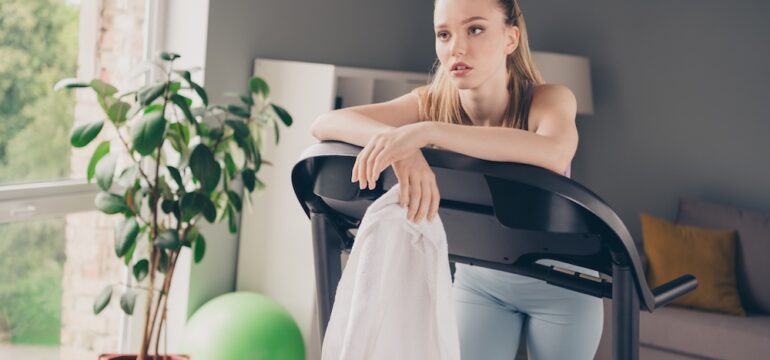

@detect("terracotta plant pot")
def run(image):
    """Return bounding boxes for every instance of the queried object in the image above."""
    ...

[98,354,190,360]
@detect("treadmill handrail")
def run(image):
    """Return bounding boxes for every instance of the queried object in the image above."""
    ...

[291,141,693,312]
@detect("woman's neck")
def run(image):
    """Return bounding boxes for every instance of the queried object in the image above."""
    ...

[458,64,510,127]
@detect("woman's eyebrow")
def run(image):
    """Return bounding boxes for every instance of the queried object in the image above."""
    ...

[435,16,488,29]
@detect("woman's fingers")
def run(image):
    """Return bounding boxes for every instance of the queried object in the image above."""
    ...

[428,181,440,221]
[356,146,372,189]
[415,178,432,223]
[407,176,422,222]
[351,154,360,182]
[366,144,385,190]
[398,174,410,208]
[371,150,390,185]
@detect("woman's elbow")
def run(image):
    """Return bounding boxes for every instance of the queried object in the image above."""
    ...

[310,113,329,140]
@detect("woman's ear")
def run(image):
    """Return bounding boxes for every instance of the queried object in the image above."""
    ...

[505,26,520,55]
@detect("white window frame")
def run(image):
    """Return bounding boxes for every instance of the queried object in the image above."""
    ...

[0,0,165,353]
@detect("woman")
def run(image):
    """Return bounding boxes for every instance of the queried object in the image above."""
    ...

[310,0,603,358]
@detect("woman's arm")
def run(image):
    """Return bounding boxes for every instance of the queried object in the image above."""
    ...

[310,92,422,147]
[422,86,579,175]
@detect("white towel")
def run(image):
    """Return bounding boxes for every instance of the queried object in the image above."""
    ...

[321,183,461,360]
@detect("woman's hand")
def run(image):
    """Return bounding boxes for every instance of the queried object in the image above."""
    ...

[351,122,430,190]
[390,151,440,223]
[350,122,439,223]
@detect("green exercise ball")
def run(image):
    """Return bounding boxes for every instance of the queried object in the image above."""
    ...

[184,291,305,360]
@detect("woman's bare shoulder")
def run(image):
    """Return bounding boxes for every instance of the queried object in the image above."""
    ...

[528,84,577,132]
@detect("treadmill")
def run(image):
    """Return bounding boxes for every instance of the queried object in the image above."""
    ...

[290,141,698,360]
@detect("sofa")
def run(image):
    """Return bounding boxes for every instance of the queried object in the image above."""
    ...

[594,198,770,359]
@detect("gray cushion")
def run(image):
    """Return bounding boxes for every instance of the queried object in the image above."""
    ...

[676,198,770,314]
[639,305,770,359]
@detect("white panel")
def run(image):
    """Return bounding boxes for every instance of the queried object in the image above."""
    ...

[237,58,336,357]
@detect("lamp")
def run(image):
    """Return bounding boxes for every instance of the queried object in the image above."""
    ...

[532,51,594,115]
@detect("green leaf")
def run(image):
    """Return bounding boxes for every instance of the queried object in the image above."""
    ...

[193,233,206,264]
[120,290,137,315]
[144,103,164,114]
[132,110,167,155]
[208,127,224,141]
[157,229,181,250]
[87,141,110,182]
[166,166,184,190]
[93,285,113,315]
[255,177,265,191]
[138,83,165,106]
[174,70,191,82]
[161,199,175,214]
[271,103,293,126]
[189,144,221,193]
[252,142,262,172]
[95,192,129,214]
[90,79,118,96]
[116,164,139,188]
[225,119,250,139]
[180,192,217,222]
[159,51,180,61]
[227,190,242,211]
[168,81,181,94]
[123,236,138,266]
[242,169,256,192]
[169,122,190,144]
[95,154,117,191]
[107,101,131,124]
[249,77,270,98]
[226,205,237,234]
[191,82,208,106]
[272,116,280,144]
[171,94,196,124]
[133,259,149,282]
[54,78,90,91]
[157,250,169,273]
[115,217,140,257]
[224,153,236,178]
[232,133,253,162]
[227,105,250,118]
[70,120,104,147]
[240,94,254,106]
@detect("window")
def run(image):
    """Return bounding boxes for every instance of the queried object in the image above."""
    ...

[0,0,153,358]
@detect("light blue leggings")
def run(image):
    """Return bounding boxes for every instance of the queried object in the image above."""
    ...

[452,262,604,360]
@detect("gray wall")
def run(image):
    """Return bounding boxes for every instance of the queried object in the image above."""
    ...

[204,0,436,104]
[204,0,770,246]
[523,0,770,242]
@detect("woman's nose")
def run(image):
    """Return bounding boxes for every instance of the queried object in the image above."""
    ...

[450,38,466,57]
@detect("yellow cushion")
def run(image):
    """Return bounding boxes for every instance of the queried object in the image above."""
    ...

[640,213,746,316]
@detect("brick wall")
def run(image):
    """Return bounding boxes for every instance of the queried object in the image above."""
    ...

[60,0,147,358]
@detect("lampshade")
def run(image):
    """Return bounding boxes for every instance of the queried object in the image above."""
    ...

[532,51,594,115]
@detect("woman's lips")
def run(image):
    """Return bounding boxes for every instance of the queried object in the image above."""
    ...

[451,68,472,77]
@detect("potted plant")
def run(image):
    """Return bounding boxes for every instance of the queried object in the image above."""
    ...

[55,52,293,359]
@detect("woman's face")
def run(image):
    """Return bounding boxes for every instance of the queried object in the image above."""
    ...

[434,0,518,89]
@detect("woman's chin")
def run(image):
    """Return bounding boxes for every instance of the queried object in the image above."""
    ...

[452,80,475,90]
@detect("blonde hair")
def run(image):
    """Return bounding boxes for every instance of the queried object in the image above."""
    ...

[414,0,544,130]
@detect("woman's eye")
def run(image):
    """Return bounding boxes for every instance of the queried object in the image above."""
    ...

[436,32,449,40]
[469,26,484,35]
